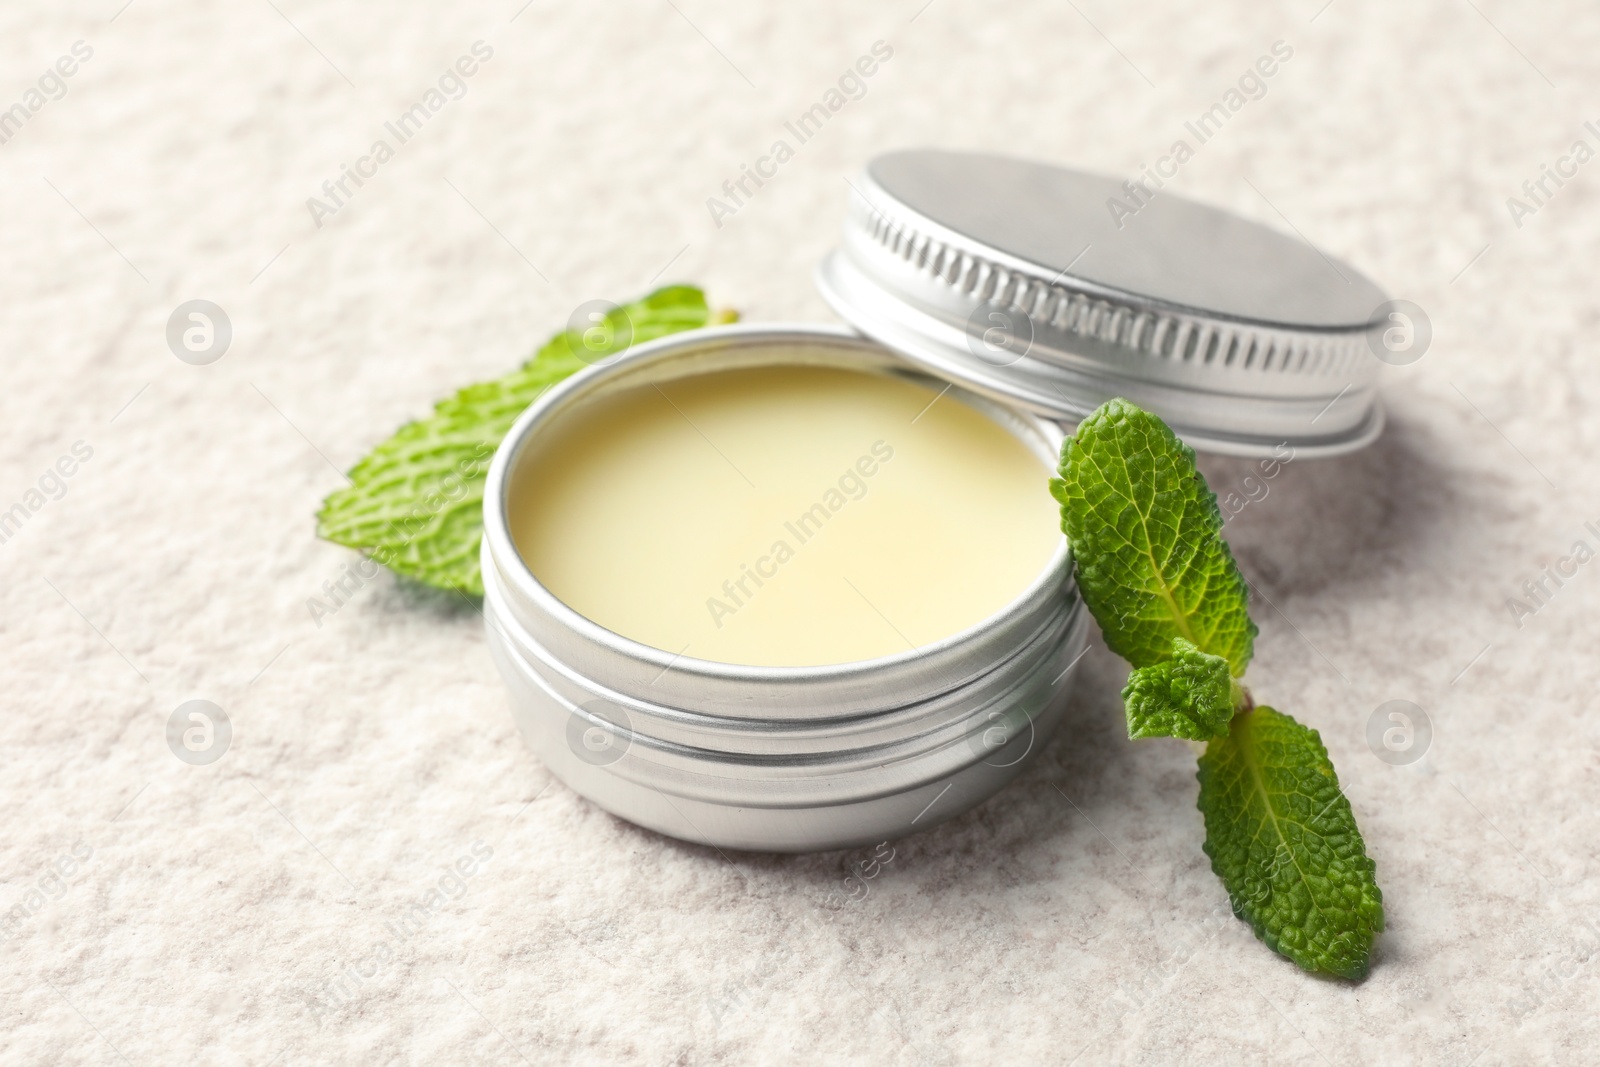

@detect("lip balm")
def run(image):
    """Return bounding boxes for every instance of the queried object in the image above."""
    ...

[508,361,1061,667]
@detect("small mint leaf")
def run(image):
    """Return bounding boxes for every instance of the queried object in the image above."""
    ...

[316,285,730,595]
[1049,398,1257,675]
[1122,637,1234,741]
[1197,706,1384,979]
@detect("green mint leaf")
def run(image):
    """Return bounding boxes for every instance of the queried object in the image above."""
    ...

[1121,637,1236,741]
[1049,398,1257,675]
[316,285,729,595]
[1197,706,1383,979]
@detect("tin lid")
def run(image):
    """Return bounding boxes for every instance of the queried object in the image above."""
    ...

[815,149,1390,457]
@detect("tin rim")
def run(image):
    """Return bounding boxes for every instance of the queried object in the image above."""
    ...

[484,566,1080,758]
[481,323,1077,719]
[816,249,1385,459]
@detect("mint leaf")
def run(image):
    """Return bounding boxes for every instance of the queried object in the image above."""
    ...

[1197,706,1383,979]
[1049,398,1256,675]
[1121,637,1236,741]
[316,285,730,595]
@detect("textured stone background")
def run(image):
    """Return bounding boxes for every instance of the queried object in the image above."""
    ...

[2,0,1597,1063]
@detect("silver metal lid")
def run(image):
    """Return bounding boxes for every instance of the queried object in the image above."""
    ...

[816,149,1391,457]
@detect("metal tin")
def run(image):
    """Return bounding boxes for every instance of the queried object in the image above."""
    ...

[816,149,1391,457]
[482,325,1087,852]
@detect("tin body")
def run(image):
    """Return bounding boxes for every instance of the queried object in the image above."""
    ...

[481,325,1088,852]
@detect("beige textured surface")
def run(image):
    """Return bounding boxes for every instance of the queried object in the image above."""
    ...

[2,1,1597,1063]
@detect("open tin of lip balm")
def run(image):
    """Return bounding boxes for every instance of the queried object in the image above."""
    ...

[483,326,1084,852]
[482,149,1389,852]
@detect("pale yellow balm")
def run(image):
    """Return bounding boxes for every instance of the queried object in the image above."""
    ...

[509,362,1061,667]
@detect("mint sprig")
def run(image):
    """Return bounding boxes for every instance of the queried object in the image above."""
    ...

[1053,398,1382,978]
[316,285,733,595]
